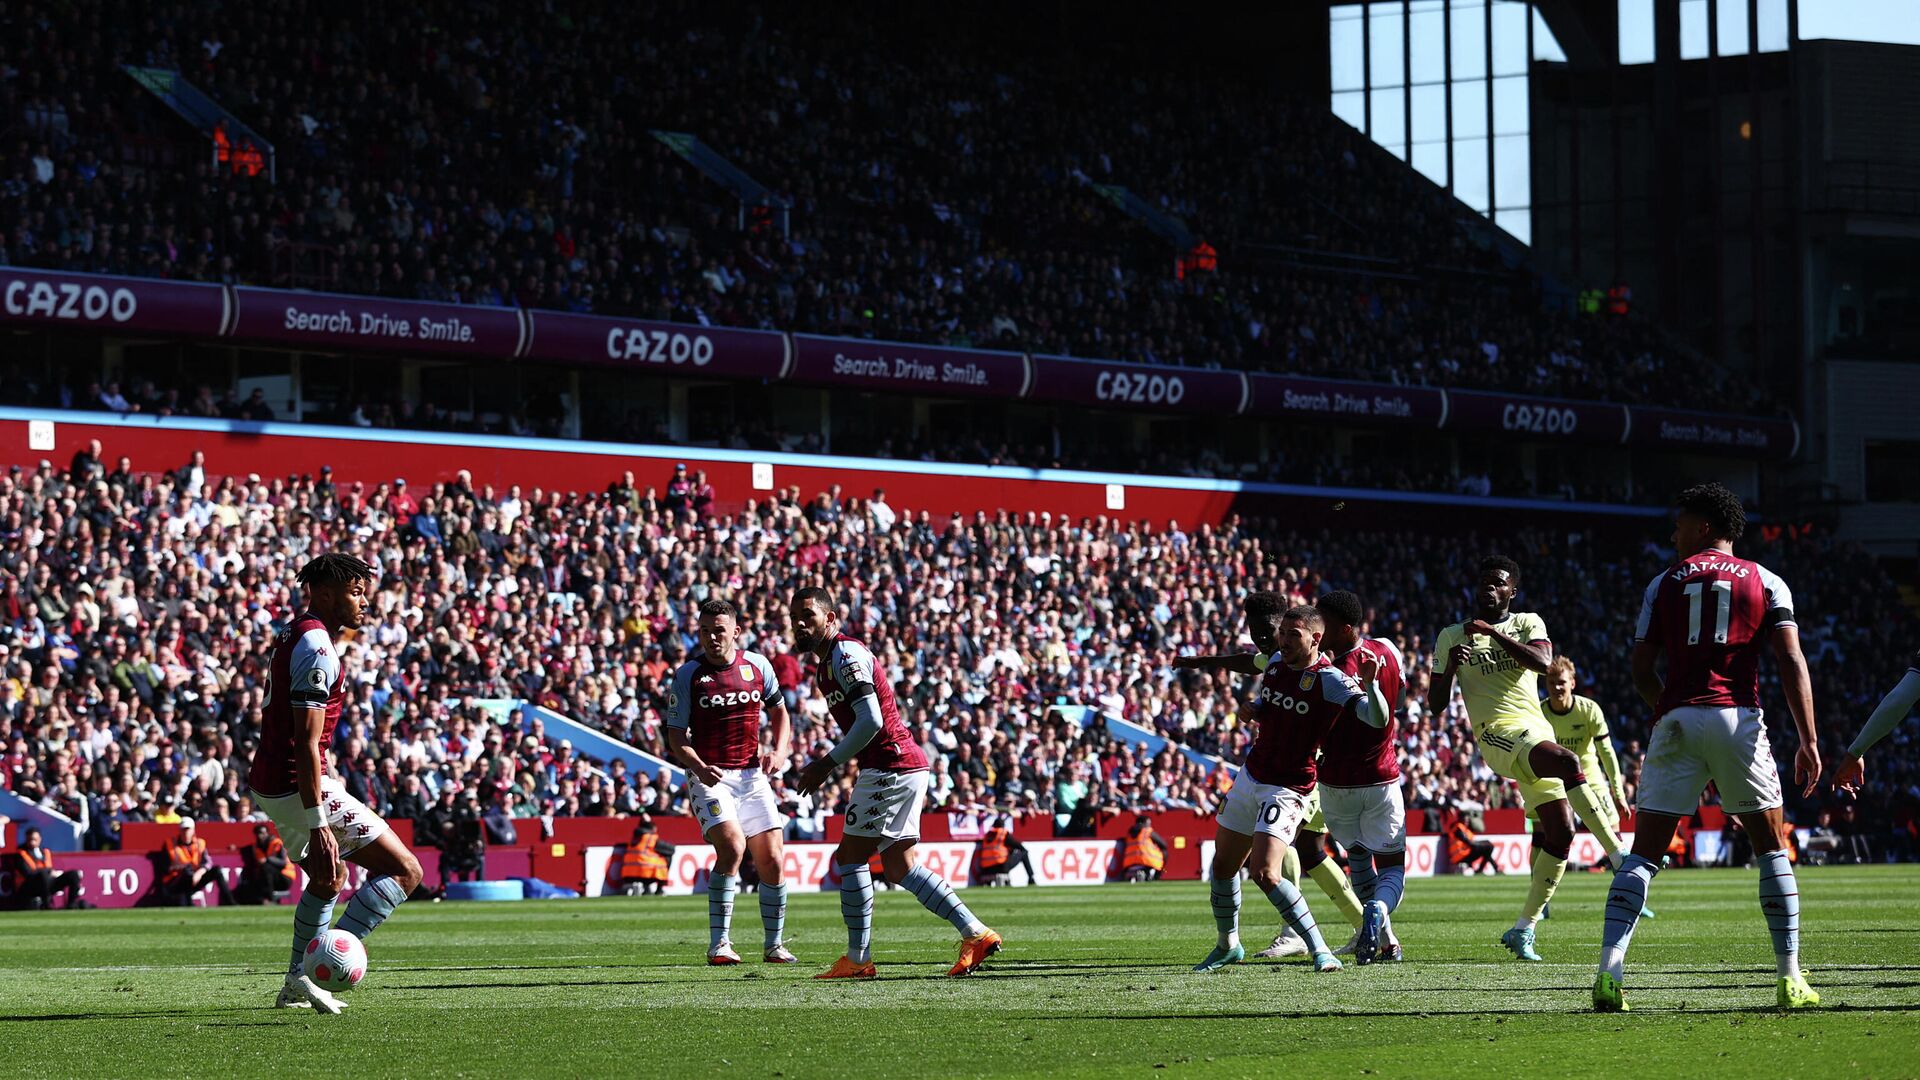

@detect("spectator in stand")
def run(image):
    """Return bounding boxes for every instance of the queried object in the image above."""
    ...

[7,826,88,909]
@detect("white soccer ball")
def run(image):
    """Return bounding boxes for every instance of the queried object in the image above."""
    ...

[303,928,368,992]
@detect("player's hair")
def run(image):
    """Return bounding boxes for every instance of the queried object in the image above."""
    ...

[1282,604,1324,631]
[1674,481,1746,541]
[791,586,836,613]
[296,552,376,591]
[1547,655,1577,678]
[1242,590,1287,625]
[698,597,738,623]
[1478,554,1522,585]
[1315,589,1363,628]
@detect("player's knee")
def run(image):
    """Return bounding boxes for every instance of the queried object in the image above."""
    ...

[396,849,425,894]
[1248,866,1283,893]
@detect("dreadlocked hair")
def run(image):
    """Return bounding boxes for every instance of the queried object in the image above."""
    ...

[297,552,376,589]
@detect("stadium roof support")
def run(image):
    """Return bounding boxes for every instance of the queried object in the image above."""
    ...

[651,130,791,237]
[123,66,276,183]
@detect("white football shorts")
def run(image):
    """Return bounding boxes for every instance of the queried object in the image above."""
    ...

[841,768,929,848]
[1216,766,1311,844]
[1636,705,1783,816]
[688,767,786,839]
[257,778,388,863]
[1319,781,1408,854]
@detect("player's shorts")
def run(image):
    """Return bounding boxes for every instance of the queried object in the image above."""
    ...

[842,768,929,848]
[689,767,785,839]
[1320,781,1407,854]
[257,778,388,864]
[1477,717,1568,812]
[1216,766,1312,844]
[1637,705,1782,816]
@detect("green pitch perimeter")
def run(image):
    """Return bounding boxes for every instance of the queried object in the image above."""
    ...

[2,866,1916,1079]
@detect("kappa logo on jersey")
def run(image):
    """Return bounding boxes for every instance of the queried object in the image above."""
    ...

[699,675,714,684]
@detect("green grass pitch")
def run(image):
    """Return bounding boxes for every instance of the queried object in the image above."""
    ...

[2,866,1916,1078]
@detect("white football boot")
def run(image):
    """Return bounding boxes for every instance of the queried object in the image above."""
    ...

[276,972,344,1014]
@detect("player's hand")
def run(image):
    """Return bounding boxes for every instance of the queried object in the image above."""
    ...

[795,756,835,795]
[1613,796,1632,822]
[312,827,342,891]
[1172,656,1203,670]
[1794,743,1822,799]
[759,751,788,778]
[1462,619,1497,638]
[1355,653,1380,685]
[693,762,725,787]
[1448,643,1473,669]
[1234,701,1256,724]
[1830,753,1865,796]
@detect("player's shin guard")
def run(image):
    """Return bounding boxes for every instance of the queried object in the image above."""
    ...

[1210,873,1241,949]
[1374,863,1406,914]
[1757,850,1801,977]
[1306,859,1366,931]
[1598,854,1657,980]
[760,882,787,950]
[336,875,408,940]
[1261,877,1330,956]
[1518,853,1567,929]
[1565,780,1626,864]
[289,888,337,973]
[708,873,738,950]
[837,864,874,965]
[1346,846,1378,903]
[900,866,985,937]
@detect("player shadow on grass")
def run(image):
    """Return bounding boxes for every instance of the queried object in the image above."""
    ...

[1019,1002,1920,1021]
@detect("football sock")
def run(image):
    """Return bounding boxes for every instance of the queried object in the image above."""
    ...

[1516,852,1567,930]
[1280,845,1301,887]
[1346,845,1378,903]
[708,873,738,950]
[1260,877,1331,956]
[337,874,408,940]
[1210,872,1241,950]
[1599,854,1657,980]
[760,882,787,950]
[1757,850,1801,977]
[289,888,336,974]
[900,866,986,937]
[1306,859,1366,930]
[1566,780,1626,862]
[837,864,874,964]
[1374,863,1407,914]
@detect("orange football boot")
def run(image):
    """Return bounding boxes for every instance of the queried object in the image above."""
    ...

[813,955,878,980]
[947,929,1003,976]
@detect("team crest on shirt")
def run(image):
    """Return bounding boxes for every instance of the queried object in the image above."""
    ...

[741,666,755,682]
[1299,672,1316,691]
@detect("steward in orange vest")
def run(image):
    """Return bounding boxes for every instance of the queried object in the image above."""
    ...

[610,818,674,896]
[1120,815,1169,882]
[237,824,295,904]
[975,816,1036,885]
[160,818,234,907]
[1444,809,1498,874]
[9,826,86,909]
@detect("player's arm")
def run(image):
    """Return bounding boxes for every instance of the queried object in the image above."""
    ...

[1348,654,1395,728]
[1591,707,1630,810]
[759,656,793,777]
[294,703,340,878]
[1630,573,1665,709]
[1770,623,1820,798]
[1172,651,1265,675]
[663,664,722,785]
[1833,654,1920,794]
[1428,627,1463,715]
[797,646,884,793]
[1465,616,1553,673]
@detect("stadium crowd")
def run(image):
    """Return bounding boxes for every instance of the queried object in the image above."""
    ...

[0,0,1766,412]
[0,446,1911,861]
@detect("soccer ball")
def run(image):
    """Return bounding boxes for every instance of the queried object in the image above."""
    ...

[303,929,368,992]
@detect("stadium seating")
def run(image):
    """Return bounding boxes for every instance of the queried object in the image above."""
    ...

[0,451,1907,856]
[0,0,1766,415]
